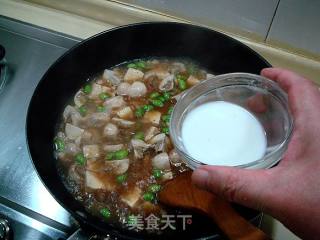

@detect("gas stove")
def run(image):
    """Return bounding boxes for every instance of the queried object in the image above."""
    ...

[0,16,82,240]
[0,16,263,240]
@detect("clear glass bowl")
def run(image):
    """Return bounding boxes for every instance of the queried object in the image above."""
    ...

[170,73,293,169]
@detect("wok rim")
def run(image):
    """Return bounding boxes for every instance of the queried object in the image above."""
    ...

[26,21,271,239]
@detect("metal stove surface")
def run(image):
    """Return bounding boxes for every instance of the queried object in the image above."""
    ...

[0,16,81,240]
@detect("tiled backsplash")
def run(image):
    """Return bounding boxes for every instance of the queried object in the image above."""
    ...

[117,0,280,41]
[267,0,320,60]
[118,0,320,60]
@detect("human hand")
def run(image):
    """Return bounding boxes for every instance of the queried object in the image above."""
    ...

[192,68,320,240]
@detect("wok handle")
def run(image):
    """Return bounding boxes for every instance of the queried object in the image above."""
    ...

[67,229,91,240]
[208,199,271,240]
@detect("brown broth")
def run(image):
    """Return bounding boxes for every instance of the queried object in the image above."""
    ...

[54,58,210,232]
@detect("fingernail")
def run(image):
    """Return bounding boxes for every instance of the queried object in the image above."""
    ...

[192,169,209,188]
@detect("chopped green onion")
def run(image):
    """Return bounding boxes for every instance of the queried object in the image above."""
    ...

[116,173,127,184]
[143,192,155,202]
[162,92,171,101]
[162,114,171,126]
[78,105,87,116]
[176,74,188,91]
[176,74,187,81]
[133,131,144,140]
[161,127,170,135]
[127,61,147,70]
[100,208,111,219]
[143,104,154,112]
[136,61,146,69]
[114,149,129,160]
[177,78,187,90]
[83,84,92,94]
[168,106,174,115]
[157,96,166,102]
[135,107,145,118]
[150,99,164,108]
[75,153,86,165]
[127,63,136,68]
[54,138,65,152]
[96,105,106,112]
[99,92,110,101]
[148,184,161,193]
[150,92,160,99]
[106,149,128,160]
[162,115,170,122]
[152,169,163,179]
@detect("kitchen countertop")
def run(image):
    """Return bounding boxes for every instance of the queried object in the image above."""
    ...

[0,0,315,239]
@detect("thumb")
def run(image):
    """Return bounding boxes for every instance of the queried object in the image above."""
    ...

[192,166,274,212]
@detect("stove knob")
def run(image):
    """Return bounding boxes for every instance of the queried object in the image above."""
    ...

[0,219,10,240]
[0,45,5,62]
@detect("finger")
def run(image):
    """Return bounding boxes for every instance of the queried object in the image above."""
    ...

[247,94,268,113]
[261,68,320,119]
[192,165,274,212]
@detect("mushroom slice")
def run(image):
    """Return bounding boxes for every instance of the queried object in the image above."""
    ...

[117,106,134,120]
[103,144,124,152]
[103,123,119,138]
[104,158,129,175]
[69,164,84,183]
[104,96,126,109]
[65,123,84,140]
[128,81,147,97]
[121,186,142,208]
[117,82,131,96]
[65,142,80,156]
[74,90,86,107]
[124,68,144,82]
[77,130,92,146]
[145,126,160,141]
[83,112,110,128]
[169,62,186,74]
[152,152,170,170]
[143,111,161,126]
[83,145,100,159]
[88,83,110,99]
[169,149,183,166]
[103,69,122,86]
[63,105,82,126]
[144,69,170,80]
[149,133,167,152]
[159,74,174,91]
[186,75,200,86]
[131,139,150,159]
[112,117,135,128]
[63,105,77,121]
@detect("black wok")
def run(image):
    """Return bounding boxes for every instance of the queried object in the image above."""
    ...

[26,22,271,239]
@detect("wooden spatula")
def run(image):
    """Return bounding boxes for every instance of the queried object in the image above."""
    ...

[158,171,270,240]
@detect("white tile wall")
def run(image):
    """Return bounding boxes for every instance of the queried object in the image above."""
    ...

[118,0,279,40]
[267,0,320,58]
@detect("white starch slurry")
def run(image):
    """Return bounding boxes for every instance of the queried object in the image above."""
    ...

[181,101,267,166]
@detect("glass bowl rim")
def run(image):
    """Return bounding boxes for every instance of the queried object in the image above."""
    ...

[169,72,294,169]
